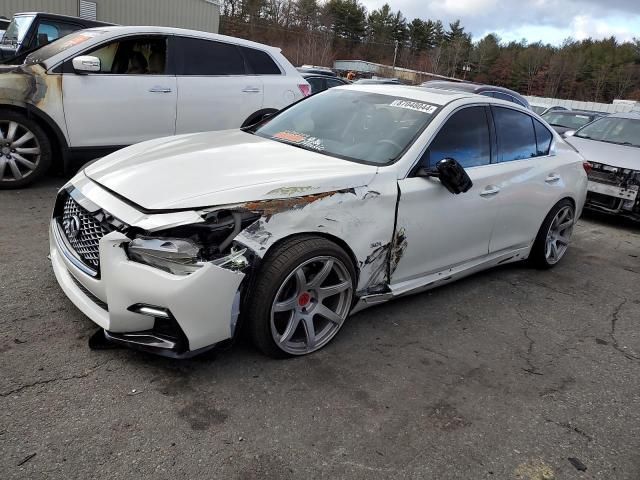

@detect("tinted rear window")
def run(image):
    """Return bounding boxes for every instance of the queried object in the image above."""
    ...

[493,107,537,162]
[534,119,553,155]
[176,37,245,75]
[241,46,281,75]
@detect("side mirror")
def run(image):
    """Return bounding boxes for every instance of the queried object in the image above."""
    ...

[416,158,473,194]
[72,55,101,73]
[563,130,576,138]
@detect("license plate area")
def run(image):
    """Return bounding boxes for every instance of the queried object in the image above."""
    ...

[587,181,638,201]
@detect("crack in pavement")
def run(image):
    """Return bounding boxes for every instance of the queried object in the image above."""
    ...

[609,298,640,362]
[0,359,112,397]
[545,417,593,442]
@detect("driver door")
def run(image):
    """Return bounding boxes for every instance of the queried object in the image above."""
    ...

[62,35,176,147]
[391,106,502,285]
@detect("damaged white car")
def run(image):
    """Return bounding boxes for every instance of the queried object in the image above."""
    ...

[50,85,588,358]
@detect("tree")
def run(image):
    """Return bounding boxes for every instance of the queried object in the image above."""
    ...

[324,0,367,42]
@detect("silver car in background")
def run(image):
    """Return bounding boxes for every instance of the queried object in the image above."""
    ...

[565,112,640,221]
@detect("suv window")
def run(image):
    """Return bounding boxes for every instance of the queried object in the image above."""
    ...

[493,107,537,162]
[326,78,345,88]
[306,77,325,94]
[533,119,553,156]
[35,20,78,47]
[176,37,245,75]
[425,106,491,168]
[240,46,280,74]
[85,37,167,74]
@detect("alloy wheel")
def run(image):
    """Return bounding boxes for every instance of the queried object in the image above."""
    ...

[0,120,42,183]
[270,256,353,355]
[545,205,574,264]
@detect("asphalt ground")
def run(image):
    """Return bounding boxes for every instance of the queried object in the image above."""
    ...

[1,177,639,479]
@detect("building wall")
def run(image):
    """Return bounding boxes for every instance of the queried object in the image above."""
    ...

[1,0,220,33]
[525,96,638,114]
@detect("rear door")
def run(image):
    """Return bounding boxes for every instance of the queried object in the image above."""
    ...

[173,36,263,133]
[487,106,567,253]
[62,35,176,147]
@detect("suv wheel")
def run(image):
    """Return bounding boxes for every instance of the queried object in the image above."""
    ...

[0,111,52,189]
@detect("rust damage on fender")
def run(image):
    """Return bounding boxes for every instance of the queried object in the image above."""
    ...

[0,64,51,107]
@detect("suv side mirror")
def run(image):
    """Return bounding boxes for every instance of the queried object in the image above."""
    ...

[416,158,473,194]
[72,55,101,73]
[563,130,576,138]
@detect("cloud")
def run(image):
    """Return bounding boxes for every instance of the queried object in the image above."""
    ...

[358,0,640,43]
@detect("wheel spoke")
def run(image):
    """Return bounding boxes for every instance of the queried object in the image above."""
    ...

[273,297,298,312]
[315,304,343,325]
[550,242,559,260]
[557,219,573,231]
[6,121,18,142]
[295,268,307,293]
[318,281,350,300]
[301,315,316,348]
[11,131,34,148]
[12,153,36,170]
[308,259,333,289]
[15,147,40,155]
[8,159,22,180]
[556,234,570,246]
[279,313,301,344]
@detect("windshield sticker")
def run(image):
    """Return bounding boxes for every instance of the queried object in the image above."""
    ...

[390,100,438,114]
[576,115,589,119]
[273,131,325,151]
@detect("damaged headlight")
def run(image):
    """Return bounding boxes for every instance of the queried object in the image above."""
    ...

[128,237,204,275]
[126,210,258,276]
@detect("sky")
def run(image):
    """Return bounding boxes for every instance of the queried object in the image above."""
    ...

[359,0,640,45]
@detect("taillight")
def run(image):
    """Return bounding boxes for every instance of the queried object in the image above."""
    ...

[298,83,311,97]
[583,162,592,174]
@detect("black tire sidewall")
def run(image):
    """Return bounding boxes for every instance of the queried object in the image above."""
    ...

[0,110,52,189]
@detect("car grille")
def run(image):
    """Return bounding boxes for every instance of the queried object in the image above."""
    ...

[60,196,110,270]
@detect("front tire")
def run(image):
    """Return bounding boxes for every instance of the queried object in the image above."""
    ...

[246,236,356,358]
[0,111,52,189]
[529,199,576,269]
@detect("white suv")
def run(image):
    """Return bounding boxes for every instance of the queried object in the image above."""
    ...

[0,26,310,188]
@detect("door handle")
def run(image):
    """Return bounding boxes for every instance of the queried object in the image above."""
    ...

[149,86,172,93]
[480,186,501,197]
[545,174,561,184]
[242,87,261,93]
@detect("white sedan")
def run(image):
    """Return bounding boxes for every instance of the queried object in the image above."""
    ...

[50,85,588,358]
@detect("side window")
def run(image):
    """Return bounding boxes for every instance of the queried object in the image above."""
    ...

[35,20,78,47]
[533,119,553,156]
[84,37,167,74]
[326,78,345,89]
[177,37,245,75]
[306,77,325,94]
[493,107,537,162]
[425,106,491,168]
[240,46,281,75]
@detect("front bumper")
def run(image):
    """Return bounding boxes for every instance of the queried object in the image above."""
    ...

[49,219,245,357]
[585,180,640,220]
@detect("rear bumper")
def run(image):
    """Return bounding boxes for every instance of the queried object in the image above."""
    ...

[49,219,245,356]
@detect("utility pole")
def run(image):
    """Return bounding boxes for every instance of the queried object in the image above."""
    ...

[393,39,399,73]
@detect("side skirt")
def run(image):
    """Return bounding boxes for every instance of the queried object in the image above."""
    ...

[351,246,531,314]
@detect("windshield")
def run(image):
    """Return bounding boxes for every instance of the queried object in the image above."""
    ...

[543,112,596,129]
[253,89,440,165]
[25,29,107,65]
[574,116,640,147]
[1,15,35,46]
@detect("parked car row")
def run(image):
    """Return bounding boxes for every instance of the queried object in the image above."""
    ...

[0,24,311,188]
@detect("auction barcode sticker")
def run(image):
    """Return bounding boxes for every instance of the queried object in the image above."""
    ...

[390,100,438,114]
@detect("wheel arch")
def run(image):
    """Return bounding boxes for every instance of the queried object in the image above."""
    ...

[0,102,68,172]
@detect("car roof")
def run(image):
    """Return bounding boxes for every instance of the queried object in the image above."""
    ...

[338,84,474,105]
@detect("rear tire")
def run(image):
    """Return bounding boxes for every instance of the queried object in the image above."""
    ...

[0,110,52,189]
[246,236,356,358]
[529,199,575,269]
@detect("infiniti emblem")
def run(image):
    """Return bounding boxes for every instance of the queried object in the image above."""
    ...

[64,215,82,239]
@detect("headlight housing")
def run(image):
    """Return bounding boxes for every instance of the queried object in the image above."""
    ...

[126,210,258,276]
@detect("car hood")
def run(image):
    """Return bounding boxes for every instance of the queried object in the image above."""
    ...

[84,130,379,210]
[566,136,640,171]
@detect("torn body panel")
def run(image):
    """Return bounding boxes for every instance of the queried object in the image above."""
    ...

[586,163,640,221]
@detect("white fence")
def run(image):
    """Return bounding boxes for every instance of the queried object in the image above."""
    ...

[525,96,639,114]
